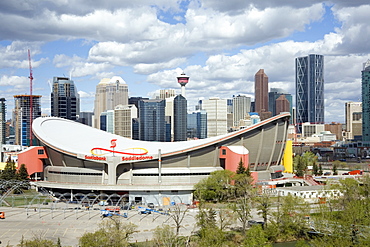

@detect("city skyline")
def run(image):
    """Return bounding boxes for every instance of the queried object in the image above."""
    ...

[1,1,369,123]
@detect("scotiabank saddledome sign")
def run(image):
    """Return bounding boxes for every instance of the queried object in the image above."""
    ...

[85,139,153,161]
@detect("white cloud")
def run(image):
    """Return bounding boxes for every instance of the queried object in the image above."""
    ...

[0,42,45,69]
[0,75,28,88]
[53,54,113,78]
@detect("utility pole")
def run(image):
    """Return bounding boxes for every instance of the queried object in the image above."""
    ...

[28,49,33,146]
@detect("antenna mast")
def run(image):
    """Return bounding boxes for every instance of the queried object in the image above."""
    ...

[28,49,33,146]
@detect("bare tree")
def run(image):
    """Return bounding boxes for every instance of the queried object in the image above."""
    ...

[168,204,189,235]
[217,206,235,231]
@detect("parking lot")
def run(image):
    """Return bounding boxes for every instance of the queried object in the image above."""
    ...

[0,204,200,246]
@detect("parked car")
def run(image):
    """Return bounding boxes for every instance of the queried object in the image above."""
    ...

[248,220,264,227]
[147,203,155,209]
[324,172,331,176]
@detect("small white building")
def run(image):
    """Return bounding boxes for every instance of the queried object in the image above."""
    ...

[275,185,342,203]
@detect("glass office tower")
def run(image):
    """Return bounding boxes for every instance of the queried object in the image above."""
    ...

[362,60,370,141]
[295,54,324,132]
[139,99,166,142]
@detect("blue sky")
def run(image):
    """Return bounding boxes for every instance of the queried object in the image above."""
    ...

[1,0,370,123]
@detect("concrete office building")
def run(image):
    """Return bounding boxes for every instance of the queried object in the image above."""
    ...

[0,98,6,144]
[362,60,370,142]
[301,122,325,138]
[94,76,128,129]
[164,97,175,141]
[13,95,42,146]
[345,102,362,140]
[296,54,324,132]
[174,95,187,141]
[114,104,137,139]
[233,95,251,127]
[159,89,176,100]
[51,77,79,121]
[139,99,166,142]
[202,98,228,137]
[26,112,290,205]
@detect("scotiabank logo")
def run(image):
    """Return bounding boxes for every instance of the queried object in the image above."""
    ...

[85,155,107,161]
[89,139,149,159]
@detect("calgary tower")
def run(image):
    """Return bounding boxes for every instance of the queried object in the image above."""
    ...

[177,72,189,97]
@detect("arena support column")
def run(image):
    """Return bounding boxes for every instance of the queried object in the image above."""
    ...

[107,156,120,185]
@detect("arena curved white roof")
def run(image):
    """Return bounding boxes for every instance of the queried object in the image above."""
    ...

[32,113,289,159]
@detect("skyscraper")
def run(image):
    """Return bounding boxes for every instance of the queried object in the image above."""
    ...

[275,95,290,115]
[296,54,324,132]
[255,69,269,112]
[255,69,271,121]
[78,112,93,126]
[345,102,362,140]
[268,88,293,119]
[187,110,207,139]
[0,98,6,144]
[362,60,370,141]
[51,77,79,120]
[159,89,176,99]
[13,95,41,146]
[202,98,228,137]
[173,94,187,141]
[139,99,166,142]
[232,95,251,127]
[94,76,128,129]
[114,104,137,138]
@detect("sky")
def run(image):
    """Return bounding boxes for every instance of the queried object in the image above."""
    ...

[1,0,370,123]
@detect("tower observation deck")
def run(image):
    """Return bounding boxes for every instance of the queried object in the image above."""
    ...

[177,72,189,97]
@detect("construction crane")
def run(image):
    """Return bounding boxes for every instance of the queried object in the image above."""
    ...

[28,49,33,146]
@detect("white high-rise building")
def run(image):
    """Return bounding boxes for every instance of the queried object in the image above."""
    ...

[233,95,251,127]
[114,104,137,138]
[202,98,228,137]
[159,89,176,100]
[94,76,128,129]
[345,102,362,140]
[165,97,175,141]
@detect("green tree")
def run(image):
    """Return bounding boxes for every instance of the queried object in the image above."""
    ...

[1,156,17,180]
[244,224,271,247]
[313,162,319,176]
[196,207,217,232]
[254,193,272,229]
[236,157,246,174]
[293,155,305,177]
[79,216,137,247]
[332,163,338,175]
[231,195,252,236]
[196,226,226,247]
[17,164,29,181]
[267,194,309,242]
[152,225,179,247]
[18,235,60,247]
[194,170,235,202]
[217,206,235,231]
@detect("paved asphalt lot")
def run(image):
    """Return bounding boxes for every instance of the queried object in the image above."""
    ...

[0,205,202,247]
